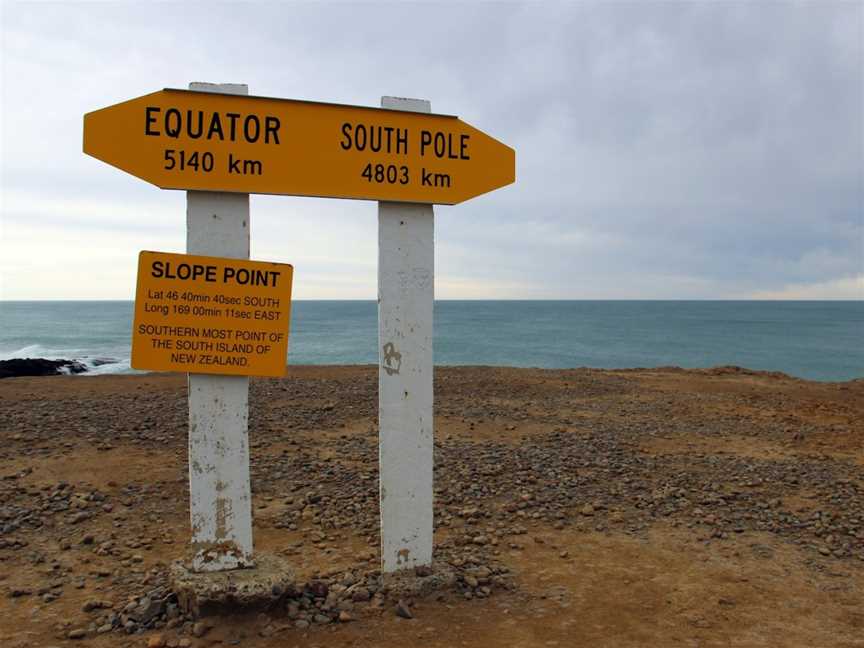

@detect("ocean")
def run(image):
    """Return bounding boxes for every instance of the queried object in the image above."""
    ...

[0,301,861,382]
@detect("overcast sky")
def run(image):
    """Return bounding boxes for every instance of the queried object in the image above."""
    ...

[1,1,861,300]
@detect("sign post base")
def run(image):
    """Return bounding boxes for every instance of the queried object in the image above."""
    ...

[171,553,295,618]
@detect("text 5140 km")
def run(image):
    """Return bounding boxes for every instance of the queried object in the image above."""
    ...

[163,149,262,175]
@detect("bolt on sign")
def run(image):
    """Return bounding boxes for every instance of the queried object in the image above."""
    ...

[132,251,293,377]
[83,89,515,204]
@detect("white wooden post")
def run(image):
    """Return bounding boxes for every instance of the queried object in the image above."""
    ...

[378,96,434,574]
[186,82,254,572]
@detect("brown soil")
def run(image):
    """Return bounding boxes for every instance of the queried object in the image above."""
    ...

[1,366,862,647]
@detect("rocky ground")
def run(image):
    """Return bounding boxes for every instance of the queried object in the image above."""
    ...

[0,365,862,647]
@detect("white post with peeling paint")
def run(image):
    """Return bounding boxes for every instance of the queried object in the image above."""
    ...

[186,82,254,572]
[378,96,434,574]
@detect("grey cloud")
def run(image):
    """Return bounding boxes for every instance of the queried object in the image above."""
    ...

[0,1,860,299]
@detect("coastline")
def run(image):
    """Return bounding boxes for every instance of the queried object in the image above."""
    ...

[2,300,863,382]
[1,365,862,646]
[1,360,862,384]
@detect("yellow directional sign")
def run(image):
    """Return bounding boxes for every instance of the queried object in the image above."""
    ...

[132,251,293,377]
[83,89,515,204]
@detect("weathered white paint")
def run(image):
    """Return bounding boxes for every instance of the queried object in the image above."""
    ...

[378,96,434,573]
[186,82,254,572]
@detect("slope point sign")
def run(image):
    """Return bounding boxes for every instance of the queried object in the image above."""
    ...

[132,251,293,378]
[83,89,515,204]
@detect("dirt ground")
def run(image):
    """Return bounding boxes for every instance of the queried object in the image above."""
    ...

[0,366,862,647]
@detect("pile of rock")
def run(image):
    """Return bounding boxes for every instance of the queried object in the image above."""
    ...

[66,549,513,642]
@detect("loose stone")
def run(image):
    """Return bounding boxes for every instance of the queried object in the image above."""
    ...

[396,600,413,619]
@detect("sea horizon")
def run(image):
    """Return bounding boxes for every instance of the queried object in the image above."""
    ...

[1,299,861,382]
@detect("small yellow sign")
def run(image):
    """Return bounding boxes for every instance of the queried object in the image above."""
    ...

[83,89,515,204]
[132,251,293,377]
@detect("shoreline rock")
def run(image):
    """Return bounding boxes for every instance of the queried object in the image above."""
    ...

[0,357,88,379]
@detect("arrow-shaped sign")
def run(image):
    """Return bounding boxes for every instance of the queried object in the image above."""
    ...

[83,89,515,205]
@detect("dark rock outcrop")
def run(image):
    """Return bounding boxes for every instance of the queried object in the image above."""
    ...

[0,358,88,379]
[90,358,118,367]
